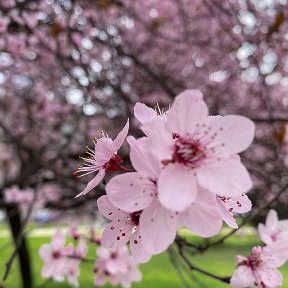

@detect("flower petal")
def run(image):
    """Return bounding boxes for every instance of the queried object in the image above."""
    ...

[101,221,132,250]
[158,164,197,212]
[134,102,157,125]
[178,188,222,237]
[97,195,127,221]
[51,230,65,249]
[75,169,105,198]
[230,265,255,288]
[197,157,252,197]
[95,138,115,166]
[130,137,161,179]
[113,119,129,151]
[139,199,177,254]
[209,115,255,155]
[106,172,155,213]
[227,194,252,213]
[265,209,279,231]
[130,230,152,263]
[258,266,282,287]
[216,197,238,228]
[166,89,208,136]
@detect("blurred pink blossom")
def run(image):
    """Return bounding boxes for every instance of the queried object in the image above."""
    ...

[230,241,288,288]
[94,246,142,288]
[258,209,288,245]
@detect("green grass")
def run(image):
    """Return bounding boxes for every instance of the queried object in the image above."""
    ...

[0,229,288,288]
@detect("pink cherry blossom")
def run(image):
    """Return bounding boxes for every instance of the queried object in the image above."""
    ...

[230,241,288,288]
[258,209,288,245]
[75,119,129,197]
[216,194,252,228]
[94,246,142,288]
[142,90,254,211]
[39,231,72,282]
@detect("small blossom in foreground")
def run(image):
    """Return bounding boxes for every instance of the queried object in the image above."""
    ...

[75,119,129,197]
[140,89,254,212]
[94,246,142,288]
[230,241,288,288]
[258,209,288,245]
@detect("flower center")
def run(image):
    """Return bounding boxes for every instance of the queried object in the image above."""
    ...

[173,137,206,168]
[248,255,262,269]
[52,251,61,259]
[104,154,123,172]
[130,211,142,226]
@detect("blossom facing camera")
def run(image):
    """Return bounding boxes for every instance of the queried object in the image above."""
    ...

[141,89,255,212]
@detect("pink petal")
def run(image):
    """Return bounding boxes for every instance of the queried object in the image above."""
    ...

[142,119,172,160]
[113,119,129,151]
[101,221,132,250]
[95,138,115,166]
[130,137,161,179]
[178,188,222,237]
[166,89,208,136]
[230,266,255,288]
[258,266,282,287]
[209,115,255,155]
[139,199,177,254]
[130,230,152,263]
[134,102,156,125]
[75,169,105,197]
[127,135,136,147]
[51,231,65,249]
[263,240,288,267]
[227,194,252,213]
[197,157,252,197]
[39,245,52,261]
[106,172,155,213]
[97,195,128,220]
[265,209,279,230]
[216,197,238,228]
[158,164,197,212]
[41,264,54,278]
[258,223,273,245]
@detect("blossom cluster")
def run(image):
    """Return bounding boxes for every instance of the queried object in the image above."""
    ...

[76,89,255,263]
[39,228,141,288]
[230,209,288,288]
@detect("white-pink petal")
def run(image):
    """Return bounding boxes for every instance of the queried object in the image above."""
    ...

[130,230,152,263]
[130,137,161,179]
[95,138,115,166]
[209,115,255,155]
[197,157,252,197]
[158,164,197,212]
[97,195,127,221]
[113,119,129,151]
[178,188,222,237]
[101,221,132,250]
[166,89,208,136]
[75,169,105,197]
[106,172,155,213]
[139,199,177,254]
[134,102,157,125]
[230,265,255,288]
